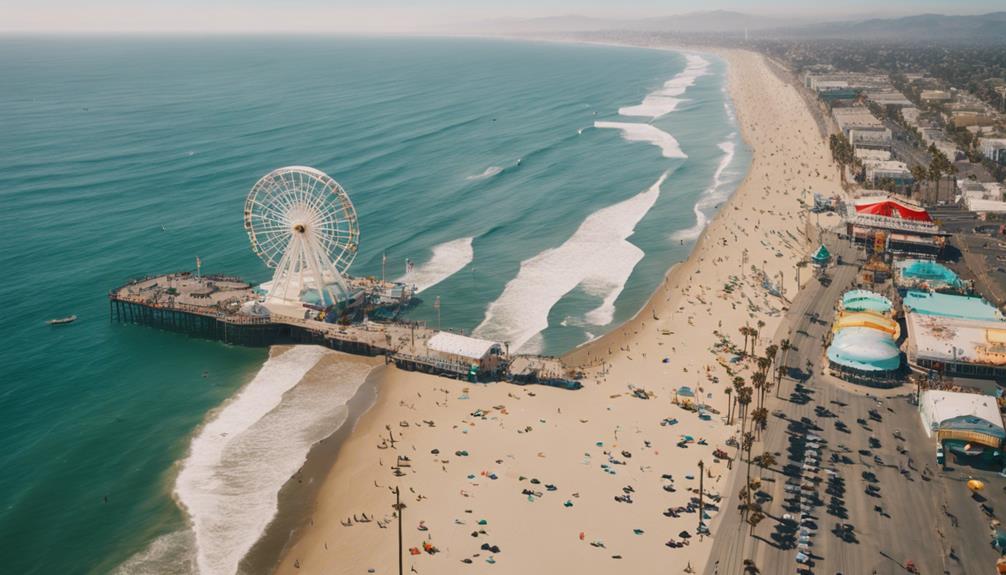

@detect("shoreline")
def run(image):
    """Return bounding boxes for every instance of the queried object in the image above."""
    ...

[239,361,388,574]
[264,42,844,575]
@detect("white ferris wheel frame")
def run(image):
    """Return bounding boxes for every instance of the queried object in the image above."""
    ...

[244,166,359,305]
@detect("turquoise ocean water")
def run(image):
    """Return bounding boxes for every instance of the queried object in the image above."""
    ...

[0,37,748,573]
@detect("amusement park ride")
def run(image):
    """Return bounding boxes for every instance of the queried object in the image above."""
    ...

[244,166,360,308]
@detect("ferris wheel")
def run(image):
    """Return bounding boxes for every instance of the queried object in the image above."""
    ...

[244,166,359,305]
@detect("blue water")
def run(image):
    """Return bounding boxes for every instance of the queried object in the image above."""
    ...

[0,36,748,574]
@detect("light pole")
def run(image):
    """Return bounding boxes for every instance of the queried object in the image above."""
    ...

[698,459,705,533]
[393,486,406,575]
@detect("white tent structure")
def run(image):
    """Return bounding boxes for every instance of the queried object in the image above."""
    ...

[427,332,502,361]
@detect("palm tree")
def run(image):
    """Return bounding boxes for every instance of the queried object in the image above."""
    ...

[737,386,753,433]
[764,344,778,370]
[725,387,734,425]
[755,451,777,476]
[777,339,792,398]
[743,558,761,574]
[751,407,768,440]
[742,431,755,512]
[910,164,928,199]
[753,370,769,410]
[731,376,745,425]
[739,326,750,356]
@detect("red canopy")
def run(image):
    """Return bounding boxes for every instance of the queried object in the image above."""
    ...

[854,199,931,222]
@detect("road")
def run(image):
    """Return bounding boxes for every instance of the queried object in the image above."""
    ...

[705,233,1006,575]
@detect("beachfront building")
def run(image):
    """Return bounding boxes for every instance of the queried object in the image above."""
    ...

[958,179,1006,215]
[921,90,953,103]
[833,106,884,137]
[841,289,894,314]
[866,90,913,109]
[855,148,892,163]
[863,160,913,187]
[920,390,1004,465]
[903,290,1003,322]
[828,289,902,384]
[845,197,948,256]
[827,327,902,383]
[833,311,901,338]
[894,259,965,294]
[906,312,1006,381]
[849,128,892,152]
[425,331,504,380]
[980,138,1006,165]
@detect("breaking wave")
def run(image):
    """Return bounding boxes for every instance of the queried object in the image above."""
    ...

[594,121,687,159]
[115,346,376,575]
[466,166,503,181]
[474,172,667,351]
[398,236,475,293]
[619,54,710,119]
[672,137,737,242]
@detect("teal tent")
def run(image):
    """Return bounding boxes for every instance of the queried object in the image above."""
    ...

[811,244,831,265]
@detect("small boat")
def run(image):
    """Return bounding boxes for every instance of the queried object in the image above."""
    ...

[47,315,77,325]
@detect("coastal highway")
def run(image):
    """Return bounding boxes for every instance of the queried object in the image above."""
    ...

[705,234,1006,575]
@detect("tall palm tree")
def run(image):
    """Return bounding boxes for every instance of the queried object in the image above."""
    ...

[764,344,778,370]
[751,407,768,440]
[742,431,755,513]
[739,326,750,356]
[910,164,928,199]
[738,387,753,434]
[755,451,777,476]
[777,339,792,398]
[752,370,768,410]
[725,387,734,425]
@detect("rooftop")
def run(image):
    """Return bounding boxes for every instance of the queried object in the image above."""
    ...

[906,312,1006,366]
[921,390,1004,439]
[903,290,1003,321]
[427,331,502,360]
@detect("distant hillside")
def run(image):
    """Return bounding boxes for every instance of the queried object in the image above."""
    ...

[472,10,1006,45]
[473,10,805,35]
[776,12,1006,42]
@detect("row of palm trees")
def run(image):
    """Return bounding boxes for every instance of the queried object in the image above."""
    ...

[726,332,796,541]
[828,133,856,183]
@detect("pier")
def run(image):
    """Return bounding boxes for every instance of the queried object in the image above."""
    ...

[109,271,581,388]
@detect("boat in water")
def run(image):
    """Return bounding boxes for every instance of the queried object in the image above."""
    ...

[47,315,77,325]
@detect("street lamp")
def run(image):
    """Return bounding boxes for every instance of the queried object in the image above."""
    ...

[392,486,406,575]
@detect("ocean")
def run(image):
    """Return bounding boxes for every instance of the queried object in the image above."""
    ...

[0,36,749,574]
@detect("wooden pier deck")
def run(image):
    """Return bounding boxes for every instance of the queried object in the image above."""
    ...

[109,272,581,387]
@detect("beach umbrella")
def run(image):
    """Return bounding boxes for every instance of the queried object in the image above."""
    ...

[679,530,691,539]
[968,479,986,492]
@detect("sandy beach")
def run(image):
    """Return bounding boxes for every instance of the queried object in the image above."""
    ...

[269,47,845,575]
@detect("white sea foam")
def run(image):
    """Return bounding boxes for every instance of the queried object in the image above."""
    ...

[619,54,710,118]
[112,529,197,575]
[672,137,737,242]
[466,166,503,181]
[398,237,474,293]
[594,122,687,159]
[168,345,373,575]
[474,172,667,350]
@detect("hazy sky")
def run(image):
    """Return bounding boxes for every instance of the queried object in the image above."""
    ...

[2,0,1001,34]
